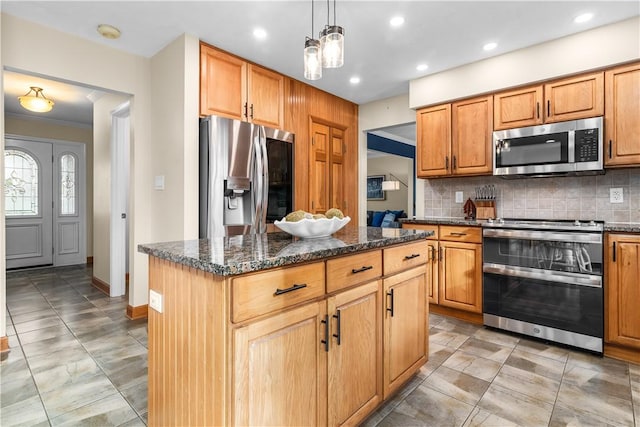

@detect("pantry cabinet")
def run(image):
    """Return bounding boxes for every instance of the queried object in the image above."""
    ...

[605,62,640,167]
[417,96,492,178]
[605,233,640,363]
[200,43,285,129]
[494,71,604,129]
[309,121,346,215]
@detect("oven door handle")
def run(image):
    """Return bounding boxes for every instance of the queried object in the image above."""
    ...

[483,263,602,288]
[482,229,602,244]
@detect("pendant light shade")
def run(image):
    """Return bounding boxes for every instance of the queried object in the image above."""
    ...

[304,38,322,80]
[18,86,55,113]
[320,25,344,68]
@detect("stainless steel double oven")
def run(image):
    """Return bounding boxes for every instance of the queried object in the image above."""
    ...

[482,219,604,353]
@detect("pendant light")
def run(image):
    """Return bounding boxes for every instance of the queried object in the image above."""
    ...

[320,0,344,68]
[18,86,55,113]
[304,0,322,80]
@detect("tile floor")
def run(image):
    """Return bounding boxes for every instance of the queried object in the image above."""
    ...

[2,265,639,426]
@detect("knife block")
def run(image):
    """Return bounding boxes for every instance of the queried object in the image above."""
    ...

[475,200,496,220]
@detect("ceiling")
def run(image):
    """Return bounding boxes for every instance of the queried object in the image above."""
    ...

[3,1,639,138]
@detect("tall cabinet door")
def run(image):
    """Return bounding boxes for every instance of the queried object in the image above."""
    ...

[330,128,345,212]
[310,122,330,214]
[439,241,482,313]
[233,301,327,427]
[606,234,640,350]
[451,95,493,176]
[200,45,246,119]
[327,281,382,426]
[417,104,451,177]
[605,62,640,167]
[383,266,428,398]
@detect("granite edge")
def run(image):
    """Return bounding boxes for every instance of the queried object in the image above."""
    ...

[402,218,640,232]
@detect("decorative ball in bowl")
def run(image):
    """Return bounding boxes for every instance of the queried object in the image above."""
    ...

[274,216,351,239]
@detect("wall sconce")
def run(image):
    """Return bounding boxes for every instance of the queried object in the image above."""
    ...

[18,86,55,113]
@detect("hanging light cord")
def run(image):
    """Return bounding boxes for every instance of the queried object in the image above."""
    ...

[333,0,336,25]
[311,0,314,36]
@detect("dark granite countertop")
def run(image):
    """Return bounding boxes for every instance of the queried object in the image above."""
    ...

[400,217,485,226]
[138,226,432,276]
[604,223,640,233]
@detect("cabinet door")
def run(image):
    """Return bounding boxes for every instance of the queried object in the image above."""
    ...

[605,63,640,167]
[493,85,543,130]
[427,241,439,305]
[309,121,330,214]
[439,241,482,313]
[233,301,327,426]
[544,72,604,123]
[330,128,345,212]
[383,265,428,398]
[247,64,285,129]
[451,95,493,176]
[200,44,246,119]
[327,281,382,426]
[606,235,640,349]
[417,104,451,177]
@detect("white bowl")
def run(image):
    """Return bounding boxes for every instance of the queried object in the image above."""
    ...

[274,216,351,239]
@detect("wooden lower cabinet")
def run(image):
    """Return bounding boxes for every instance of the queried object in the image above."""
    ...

[605,233,640,363]
[439,241,483,313]
[233,301,327,426]
[383,265,428,398]
[327,280,382,426]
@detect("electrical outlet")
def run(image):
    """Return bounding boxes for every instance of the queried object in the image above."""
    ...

[149,289,163,313]
[455,191,463,203]
[610,187,624,204]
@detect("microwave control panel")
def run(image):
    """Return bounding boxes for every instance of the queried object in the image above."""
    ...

[575,128,599,162]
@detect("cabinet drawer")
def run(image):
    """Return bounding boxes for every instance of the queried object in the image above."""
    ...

[232,262,325,322]
[402,224,439,240]
[327,250,382,293]
[383,240,429,276]
[439,225,482,243]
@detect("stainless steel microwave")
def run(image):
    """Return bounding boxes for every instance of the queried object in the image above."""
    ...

[493,117,603,177]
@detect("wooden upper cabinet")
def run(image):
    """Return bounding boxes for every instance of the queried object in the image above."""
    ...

[544,71,604,123]
[606,234,640,351]
[200,43,285,129]
[494,85,543,130]
[451,95,493,175]
[200,44,246,119]
[605,62,640,167]
[417,104,451,177]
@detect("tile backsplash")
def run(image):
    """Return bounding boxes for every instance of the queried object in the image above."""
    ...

[422,168,640,223]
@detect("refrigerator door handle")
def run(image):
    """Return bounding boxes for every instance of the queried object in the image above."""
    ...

[252,126,264,234]
[260,127,269,233]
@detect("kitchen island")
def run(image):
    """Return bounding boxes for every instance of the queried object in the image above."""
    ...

[139,226,432,426]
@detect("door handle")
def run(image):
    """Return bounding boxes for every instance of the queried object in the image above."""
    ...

[452,156,457,170]
[439,246,443,261]
[332,310,341,345]
[250,104,254,119]
[609,140,612,159]
[612,242,617,262]
[536,102,540,119]
[445,156,449,170]
[321,315,329,352]
[386,289,395,317]
[243,102,248,119]
[547,100,551,117]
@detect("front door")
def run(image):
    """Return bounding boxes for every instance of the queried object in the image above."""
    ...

[5,138,86,268]
[5,139,54,268]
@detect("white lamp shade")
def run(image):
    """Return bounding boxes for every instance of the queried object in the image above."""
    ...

[382,181,400,191]
[18,87,54,113]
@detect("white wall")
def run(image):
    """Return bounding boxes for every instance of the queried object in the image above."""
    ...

[358,93,422,225]
[0,14,6,341]
[4,116,94,257]
[1,14,200,314]
[410,16,640,108]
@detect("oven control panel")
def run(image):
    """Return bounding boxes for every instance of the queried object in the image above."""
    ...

[575,128,599,162]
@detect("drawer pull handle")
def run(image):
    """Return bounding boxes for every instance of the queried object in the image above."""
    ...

[351,266,373,274]
[332,310,341,345]
[321,315,329,352]
[386,289,395,317]
[404,253,421,260]
[450,232,467,237]
[274,283,307,296]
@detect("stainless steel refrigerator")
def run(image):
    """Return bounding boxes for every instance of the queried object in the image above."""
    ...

[199,115,294,237]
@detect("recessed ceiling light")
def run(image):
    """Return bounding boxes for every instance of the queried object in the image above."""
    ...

[97,24,121,39]
[574,13,594,23]
[416,63,429,71]
[390,16,405,27]
[483,42,498,51]
[350,76,361,84]
[253,28,267,40]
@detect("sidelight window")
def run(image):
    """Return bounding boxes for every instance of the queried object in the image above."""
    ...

[4,149,39,216]
[60,153,77,215]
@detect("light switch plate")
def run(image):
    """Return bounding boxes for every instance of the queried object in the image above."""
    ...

[610,187,624,204]
[455,191,463,203]
[149,289,163,313]
[154,175,165,191]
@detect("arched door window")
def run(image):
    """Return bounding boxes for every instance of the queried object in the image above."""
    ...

[60,153,77,215]
[4,149,39,216]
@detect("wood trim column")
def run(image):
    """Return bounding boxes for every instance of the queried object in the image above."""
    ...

[126,304,148,320]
